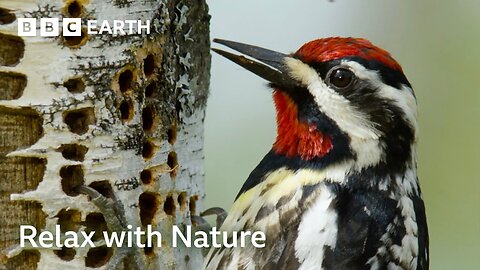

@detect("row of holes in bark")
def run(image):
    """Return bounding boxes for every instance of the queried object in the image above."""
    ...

[139,192,185,224]
[63,1,87,90]
[120,51,157,94]
[0,8,23,81]
[61,0,89,92]
[56,209,108,240]
[140,62,157,173]
[118,50,157,119]
[118,53,160,123]
[0,10,27,99]
[58,3,102,265]
[0,0,26,102]
[125,103,174,135]
[56,180,114,264]
[63,1,88,48]
[58,6,171,264]
[57,4,95,264]
[140,52,177,257]
[1,6,90,265]
[57,6,98,258]
[60,150,177,197]
[139,192,198,256]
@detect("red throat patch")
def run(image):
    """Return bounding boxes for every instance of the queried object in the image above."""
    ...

[295,37,403,72]
[272,91,332,160]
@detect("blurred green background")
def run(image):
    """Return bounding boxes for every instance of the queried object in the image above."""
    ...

[204,0,480,269]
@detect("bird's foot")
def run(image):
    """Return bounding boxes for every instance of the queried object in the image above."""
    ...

[77,185,145,270]
[200,207,228,228]
[191,207,228,256]
[191,207,228,231]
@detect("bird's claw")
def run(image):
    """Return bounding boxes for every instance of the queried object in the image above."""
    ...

[201,207,228,228]
[191,207,227,231]
[191,209,227,257]
[191,215,209,227]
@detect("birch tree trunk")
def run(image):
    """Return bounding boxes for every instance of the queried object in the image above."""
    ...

[0,0,210,269]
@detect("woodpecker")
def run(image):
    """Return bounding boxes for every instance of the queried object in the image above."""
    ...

[204,37,429,270]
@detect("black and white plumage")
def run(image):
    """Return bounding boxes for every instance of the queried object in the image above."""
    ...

[204,38,428,270]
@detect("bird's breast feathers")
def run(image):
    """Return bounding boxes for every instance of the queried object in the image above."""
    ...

[204,167,343,269]
[203,166,427,270]
[204,167,328,269]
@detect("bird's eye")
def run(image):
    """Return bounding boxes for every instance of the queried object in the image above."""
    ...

[328,68,354,89]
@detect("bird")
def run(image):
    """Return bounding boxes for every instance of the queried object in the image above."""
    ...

[202,37,429,270]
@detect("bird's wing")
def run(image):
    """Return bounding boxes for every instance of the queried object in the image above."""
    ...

[320,185,429,270]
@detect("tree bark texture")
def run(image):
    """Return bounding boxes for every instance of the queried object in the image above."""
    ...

[0,0,210,269]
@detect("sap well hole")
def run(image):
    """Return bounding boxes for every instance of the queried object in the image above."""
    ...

[178,192,187,212]
[0,8,16,25]
[60,144,88,161]
[119,99,133,122]
[63,28,88,47]
[60,165,84,196]
[139,192,159,226]
[144,245,155,256]
[142,106,155,131]
[54,246,76,261]
[145,82,156,97]
[0,33,24,66]
[66,0,82,17]
[142,140,156,159]
[63,107,95,135]
[119,69,133,93]
[140,169,153,185]
[143,54,155,77]
[56,209,81,232]
[163,195,175,216]
[167,124,177,145]
[85,246,113,268]
[63,77,85,94]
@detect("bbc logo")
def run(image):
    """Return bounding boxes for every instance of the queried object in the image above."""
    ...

[18,18,82,37]
[17,18,150,37]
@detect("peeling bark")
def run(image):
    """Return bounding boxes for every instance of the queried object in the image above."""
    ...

[0,0,210,269]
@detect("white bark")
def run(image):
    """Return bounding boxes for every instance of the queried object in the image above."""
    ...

[0,0,210,269]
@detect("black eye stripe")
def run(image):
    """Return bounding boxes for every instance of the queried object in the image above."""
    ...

[306,57,412,89]
[309,60,340,80]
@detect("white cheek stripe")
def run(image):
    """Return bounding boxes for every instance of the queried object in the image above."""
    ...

[284,58,381,141]
[341,61,418,138]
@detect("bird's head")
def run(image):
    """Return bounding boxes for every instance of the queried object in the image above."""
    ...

[213,37,417,171]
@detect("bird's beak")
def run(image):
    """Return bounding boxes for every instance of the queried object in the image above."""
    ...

[212,39,299,88]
